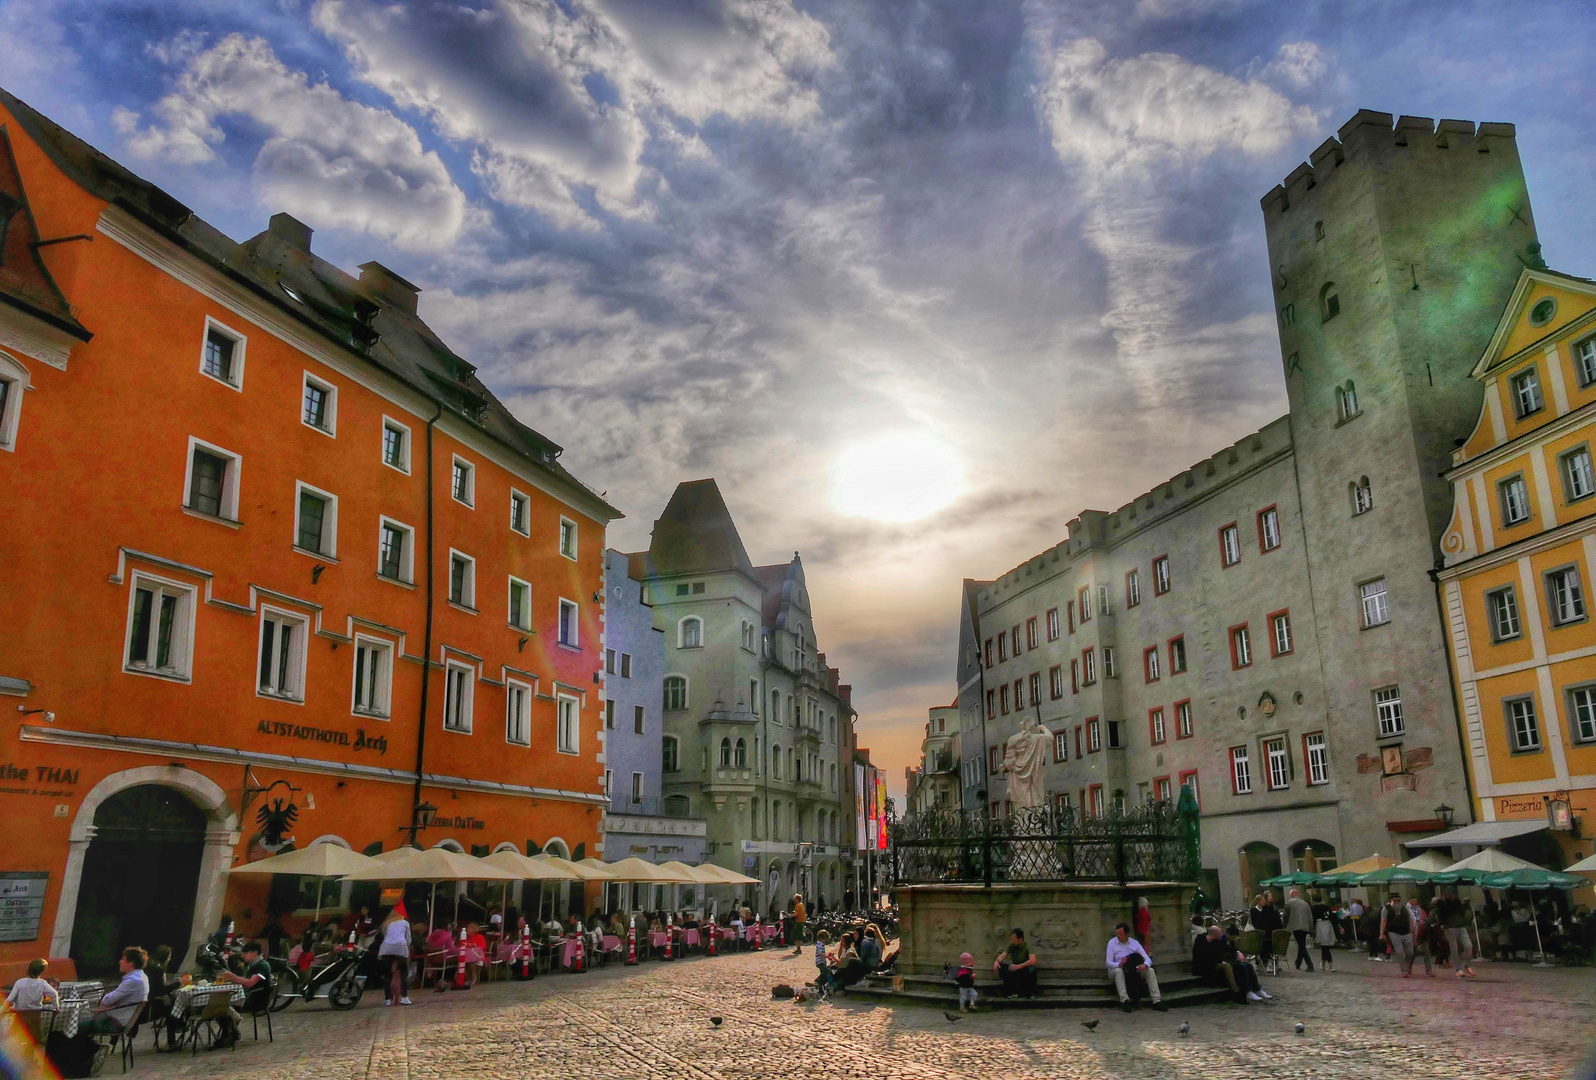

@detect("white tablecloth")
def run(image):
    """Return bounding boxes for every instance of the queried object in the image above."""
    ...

[170,983,245,1021]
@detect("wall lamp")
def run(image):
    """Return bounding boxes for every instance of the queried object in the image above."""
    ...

[17,706,55,723]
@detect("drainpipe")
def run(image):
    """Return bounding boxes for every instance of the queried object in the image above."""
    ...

[409,400,446,847]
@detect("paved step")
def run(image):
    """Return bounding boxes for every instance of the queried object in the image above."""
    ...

[842,982,1233,1011]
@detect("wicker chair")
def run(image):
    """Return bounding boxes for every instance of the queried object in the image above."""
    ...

[1269,930,1293,975]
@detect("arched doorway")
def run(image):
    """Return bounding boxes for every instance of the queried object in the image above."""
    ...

[1238,841,1282,904]
[70,785,207,974]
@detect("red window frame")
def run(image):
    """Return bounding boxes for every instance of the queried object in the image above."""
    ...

[985,689,995,720]
[1229,623,1252,669]
[1013,678,1024,708]
[1074,725,1082,759]
[1154,775,1172,802]
[1218,521,1241,568]
[1125,569,1141,608]
[1178,769,1199,808]
[983,639,993,668]
[1053,730,1069,762]
[999,685,1010,714]
[1026,617,1038,649]
[1153,555,1171,595]
[1168,634,1186,674]
[988,746,1001,773]
[1046,607,1060,641]
[1148,706,1166,745]
[1070,659,1079,694]
[1049,664,1063,700]
[1088,784,1104,818]
[1174,698,1194,739]
[1257,504,1281,553]
[1267,608,1293,658]
[1011,626,1022,655]
[1086,716,1101,753]
[1067,600,1075,634]
[997,635,1007,663]
[1081,647,1096,684]
[1027,673,1040,707]
[1078,587,1091,622]
[1144,645,1160,683]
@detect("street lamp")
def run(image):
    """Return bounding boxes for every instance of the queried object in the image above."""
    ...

[1546,792,1574,832]
[1433,803,1454,828]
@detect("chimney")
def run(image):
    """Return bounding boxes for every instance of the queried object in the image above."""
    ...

[358,261,420,315]
[268,212,313,252]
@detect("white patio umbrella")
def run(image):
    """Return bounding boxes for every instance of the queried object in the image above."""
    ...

[1564,852,1596,874]
[343,847,517,932]
[228,842,379,928]
[531,854,615,880]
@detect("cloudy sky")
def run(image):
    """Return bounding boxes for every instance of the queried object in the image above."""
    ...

[8,0,1596,797]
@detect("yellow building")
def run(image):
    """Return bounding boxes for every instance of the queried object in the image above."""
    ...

[1438,268,1596,887]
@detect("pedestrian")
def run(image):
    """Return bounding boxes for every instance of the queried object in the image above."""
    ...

[377,907,413,1005]
[1250,893,1282,971]
[954,951,978,1012]
[1134,896,1152,944]
[1407,898,1435,977]
[1362,901,1384,960]
[813,930,835,996]
[1312,901,1337,972]
[993,928,1039,999]
[789,893,807,955]
[1284,888,1315,972]
[1191,924,1266,1003]
[1435,888,1477,977]
[1105,922,1167,1012]
[1380,893,1415,976]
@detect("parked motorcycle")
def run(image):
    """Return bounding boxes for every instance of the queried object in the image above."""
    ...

[298,936,377,1010]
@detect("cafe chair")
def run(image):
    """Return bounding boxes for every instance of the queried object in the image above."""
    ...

[1269,930,1293,976]
[100,1001,149,1073]
[421,948,450,988]
[186,989,236,1056]
[245,977,274,1043]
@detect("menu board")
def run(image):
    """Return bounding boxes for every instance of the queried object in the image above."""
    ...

[0,872,48,942]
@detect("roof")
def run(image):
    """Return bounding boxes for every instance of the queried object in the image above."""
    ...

[1402,819,1547,849]
[0,125,89,340]
[1471,266,1596,380]
[0,86,616,521]
[644,479,757,579]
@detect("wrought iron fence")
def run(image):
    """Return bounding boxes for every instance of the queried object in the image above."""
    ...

[889,799,1200,887]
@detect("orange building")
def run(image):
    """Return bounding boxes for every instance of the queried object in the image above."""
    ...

[0,88,619,972]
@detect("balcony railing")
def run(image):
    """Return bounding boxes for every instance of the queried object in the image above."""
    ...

[606,795,695,819]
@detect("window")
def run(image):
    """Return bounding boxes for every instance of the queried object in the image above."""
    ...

[1220,523,1241,567]
[1562,447,1595,502]
[985,689,995,720]
[506,681,531,745]
[352,637,392,717]
[1374,686,1405,738]
[664,676,687,711]
[1230,625,1251,668]
[508,577,532,630]
[999,685,1010,715]
[774,745,785,777]
[998,635,1007,663]
[1078,587,1092,622]
[634,705,645,734]
[1270,611,1293,656]
[124,575,194,679]
[1305,732,1329,785]
[559,517,578,560]
[1098,585,1111,616]
[381,419,410,472]
[1264,737,1289,790]
[444,663,474,732]
[1258,507,1281,552]
[1337,381,1359,422]
[0,357,22,450]
[1360,579,1390,628]
[662,735,679,772]
[1230,746,1253,794]
[295,483,336,555]
[451,456,475,506]
[1046,608,1060,640]
[629,772,644,800]
[377,519,414,583]
[1577,338,1596,388]
[1048,665,1063,699]
[1351,477,1373,516]
[1010,626,1021,656]
[184,438,241,521]
[510,490,530,535]
[734,738,747,768]
[1067,603,1075,633]
[1568,686,1596,744]
[199,320,244,388]
[557,694,579,753]
[1149,708,1166,745]
[605,649,616,674]
[1026,617,1038,650]
[449,552,476,608]
[1499,475,1531,525]
[1103,647,1117,678]
[983,639,993,667]
[1511,367,1544,418]
[1053,731,1068,762]
[1156,777,1172,803]
[620,653,632,678]
[1488,586,1522,641]
[1126,570,1141,608]
[1153,556,1170,595]
[1028,672,1041,706]
[1175,700,1193,739]
[545,595,579,650]
[1144,646,1160,683]
[1070,659,1079,694]
[603,699,615,729]
[1089,785,1104,818]
[1169,636,1187,674]
[1087,718,1101,753]
[1506,696,1540,753]
[1082,648,1096,685]
[741,621,755,650]
[301,373,336,435]
[679,617,703,649]
[1320,281,1339,321]
[258,609,307,700]
[1547,566,1587,625]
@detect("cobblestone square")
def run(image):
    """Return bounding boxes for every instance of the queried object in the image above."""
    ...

[123,950,1594,1080]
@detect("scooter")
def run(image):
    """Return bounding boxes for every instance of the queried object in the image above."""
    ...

[298,933,376,1010]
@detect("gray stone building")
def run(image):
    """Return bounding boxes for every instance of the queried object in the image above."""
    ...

[904,705,960,817]
[956,110,1540,906]
[625,479,858,914]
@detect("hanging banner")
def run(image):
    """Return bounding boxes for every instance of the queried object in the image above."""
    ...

[854,763,867,848]
[874,770,889,851]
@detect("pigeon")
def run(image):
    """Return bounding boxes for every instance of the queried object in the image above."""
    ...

[1294,1022,1306,1035]
[1081,1019,1100,1032]
[1178,1021,1190,1036]
[943,1012,962,1023]
[710,1016,723,1027]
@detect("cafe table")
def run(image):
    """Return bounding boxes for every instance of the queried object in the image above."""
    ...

[170,982,246,1022]
[43,999,98,1038]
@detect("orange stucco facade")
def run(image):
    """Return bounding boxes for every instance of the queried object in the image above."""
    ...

[0,91,619,969]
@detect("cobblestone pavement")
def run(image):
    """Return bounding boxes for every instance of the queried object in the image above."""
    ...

[125,949,1594,1079]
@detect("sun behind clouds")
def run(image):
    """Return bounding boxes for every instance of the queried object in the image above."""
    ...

[832,432,965,523]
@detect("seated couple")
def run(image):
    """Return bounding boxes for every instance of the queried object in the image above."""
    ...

[1191,925,1271,1004]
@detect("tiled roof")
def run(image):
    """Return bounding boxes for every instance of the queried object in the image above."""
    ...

[644,478,757,579]
[0,125,89,340]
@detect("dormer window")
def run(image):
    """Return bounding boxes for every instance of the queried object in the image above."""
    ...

[1511,367,1544,418]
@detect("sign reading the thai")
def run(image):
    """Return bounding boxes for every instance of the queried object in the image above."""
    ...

[0,762,81,798]
[0,872,49,943]
[256,721,388,754]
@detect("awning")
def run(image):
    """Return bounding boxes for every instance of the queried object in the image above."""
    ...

[1403,820,1546,849]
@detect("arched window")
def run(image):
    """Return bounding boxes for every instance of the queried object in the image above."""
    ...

[719,737,732,767]
[1351,477,1373,515]
[771,744,783,778]
[663,675,687,711]
[1337,380,1359,422]
[740,620,754,649]
[1320,281,1340,321]
[734,738,747,768]
[678,617,702,649]
[661,735,679,773]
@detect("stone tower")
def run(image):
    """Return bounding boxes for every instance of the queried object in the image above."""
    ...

[1262,111,1539,837]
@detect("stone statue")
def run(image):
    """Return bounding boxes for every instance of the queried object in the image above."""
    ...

[1000,716,1053,811]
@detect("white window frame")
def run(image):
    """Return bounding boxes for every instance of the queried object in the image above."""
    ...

[182,436,243,522]
[1546,566,1587,626]
[1337,382,1359,421]
[1087,719,1101,753]
[257,605,309,702]
[123,571,197,681]
[443,661,474,733]
[1353,478,1374,516]
[351,634,394,719]
[451,455,476,508]
[1260,507,1281,551]
[1562,447,1595,502]
[506,678,532,746]
[556,693,580,754]
[1499,475,1531,525]
[198,316,246,391]
[1145,647,1160,682]
[1506,695,1540,753]
[1374,686,1405,738]
[377,516,415,585]
[662,734,680,772]
[1305,732,1329,785]
[1511,367,1544,418]
[293,480,338,558]
[1176,700,1193,738]
[1576,337,1596,388]
[0,351,29,451]
[1126,571,1141,607]
[510,488,531,536]
[508,575,532,631]
[1097,584,1110,616]
[1264,737,1289,790]
[1232,626,1252,667]
[1231,746,1253,794]
[1046,608,1060,640]
[1488,586,1521,641]
[1221,524,1241,567]
[380,416,411,474]
[449,549,477,610]
[1153,556,1171,594]
[678,616,703,649]
[558,597,579,647]
[664,675,688,711]
[1360,578,1390,628]
[1150,708,1166,743]
[559,516,578,560]
[1567,685,1596,745]
[300,370,338,437]
[1272,612,1293,655]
